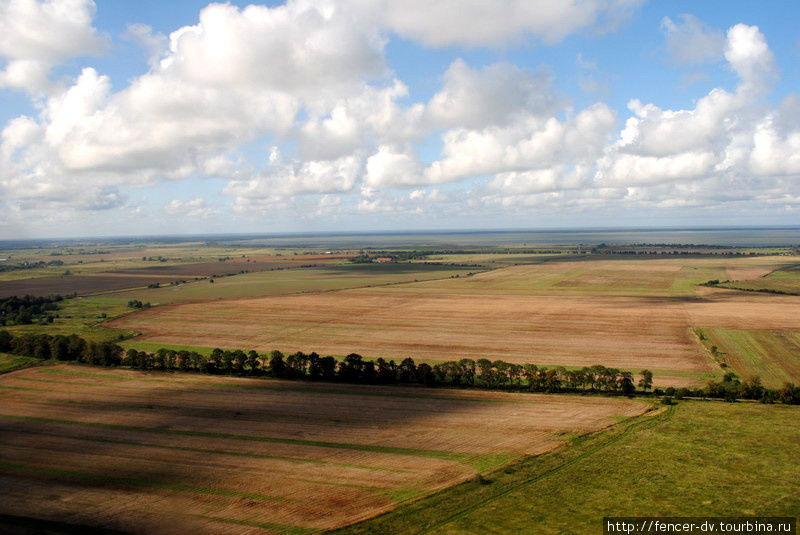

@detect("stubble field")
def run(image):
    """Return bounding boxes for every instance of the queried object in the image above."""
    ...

[104,263,482,305]
[110,257,800,387]
[0,365,647,534]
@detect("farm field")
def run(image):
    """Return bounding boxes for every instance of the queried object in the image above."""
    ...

[0,242,308,267]
[336,400,800,535]
[409,253,566,266]
[0,365,648,534]
[396,256,796,297]
[719,265,800,294]
[106,263,482,305]
[110,289,728,387]
[0,253,353,298]
[699,328,800,387]
[110,257,800,388]
[0,242,266,282]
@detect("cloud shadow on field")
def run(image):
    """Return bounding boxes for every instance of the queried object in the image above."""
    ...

[0,366,633,534]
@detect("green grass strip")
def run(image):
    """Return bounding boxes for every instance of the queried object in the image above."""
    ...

[290,477,384,491]
[6,428,403,473]
[0,384,51,392]
[198,515,316,535]
[38,369,130,380]
[0,460,292,502]
[13,376,151,390]
[0,413,502,469]
[16,394,394,433]
[381,486,425,504]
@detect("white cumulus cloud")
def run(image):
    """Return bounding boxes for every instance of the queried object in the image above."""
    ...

[0,0,107,94]
[426,103,616,184]
[163,198,214,218]
[425,60,562,129]
[596,24,787,190]
[357,0,644,47]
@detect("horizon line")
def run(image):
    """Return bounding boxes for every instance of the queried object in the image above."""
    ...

[2,224,799,244]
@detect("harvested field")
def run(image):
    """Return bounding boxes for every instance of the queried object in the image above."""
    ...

[410,253,563,266]
[110,282,800,387]
[0,255,351,298]
[393,256,797,297]
[0,366,647,534]
[106,263,481,305]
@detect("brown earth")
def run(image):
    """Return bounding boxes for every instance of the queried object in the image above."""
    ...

[0,366,646,534]
[108,287,800,387]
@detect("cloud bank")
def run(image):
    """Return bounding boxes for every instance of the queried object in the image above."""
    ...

[1,0,798,236]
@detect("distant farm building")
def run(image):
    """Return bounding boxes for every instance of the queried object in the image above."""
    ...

[373,257,394,263]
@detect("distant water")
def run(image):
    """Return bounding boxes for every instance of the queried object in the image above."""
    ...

[225,227,800,248]
[2,227,799,249]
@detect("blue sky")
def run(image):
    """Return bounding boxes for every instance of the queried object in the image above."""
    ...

[1,0,799,238]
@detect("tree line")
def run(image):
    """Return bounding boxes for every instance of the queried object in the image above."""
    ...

[0,259,65,273]
[0,295,71,326]
[1,329,798,403]
[703,279,800,297]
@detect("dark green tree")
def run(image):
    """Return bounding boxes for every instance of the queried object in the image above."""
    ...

[269,350,286,378]
[246,350,261,373]
[638,369,653,391]
[397,358,417,383]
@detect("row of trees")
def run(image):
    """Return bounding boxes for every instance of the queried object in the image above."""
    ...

[125,348,650,394]
[1,331,124,367]
[663,373,800,404]
[0,260,64,273]
[0,330,648,393]
[2,329,798,403]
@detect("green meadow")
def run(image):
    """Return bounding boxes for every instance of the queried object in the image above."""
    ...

[334,401,800,535]
[3,296,134,342]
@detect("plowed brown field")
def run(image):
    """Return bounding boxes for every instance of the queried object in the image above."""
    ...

[109,287,800,387]
[0,366,647,534]
[108,258,800,387]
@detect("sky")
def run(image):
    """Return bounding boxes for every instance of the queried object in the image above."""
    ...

[1,0,799,239]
